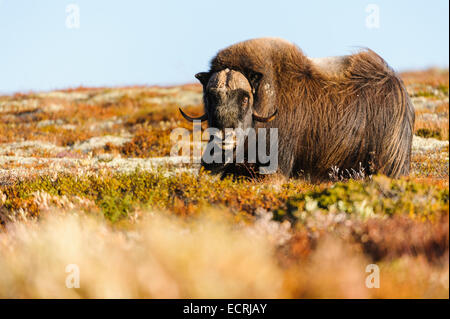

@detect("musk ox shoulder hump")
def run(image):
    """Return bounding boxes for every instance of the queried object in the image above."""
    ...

[307,56,350,77]
[211,39,394,84]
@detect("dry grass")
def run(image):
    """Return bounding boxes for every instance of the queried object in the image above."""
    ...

[414,102,449,140]
[0,211,447,299]
[0,210,288,298]
[401,68,449,89]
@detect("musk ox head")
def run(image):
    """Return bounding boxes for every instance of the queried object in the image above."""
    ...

[179,68,277,147]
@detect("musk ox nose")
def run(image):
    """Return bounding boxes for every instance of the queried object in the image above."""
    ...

[210,92,241,125]
[210,105,240,129]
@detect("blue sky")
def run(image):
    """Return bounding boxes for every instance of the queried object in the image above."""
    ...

[0,0,448,93]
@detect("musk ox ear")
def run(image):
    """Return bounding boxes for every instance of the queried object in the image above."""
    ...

[245,69,263,94]
[195,72,211,86]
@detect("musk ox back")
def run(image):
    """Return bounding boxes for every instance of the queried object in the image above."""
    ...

[181,38,415,181]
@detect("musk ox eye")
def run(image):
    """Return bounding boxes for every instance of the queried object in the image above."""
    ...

[242,96,249,106]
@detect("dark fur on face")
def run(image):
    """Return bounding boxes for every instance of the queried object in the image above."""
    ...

[196,38,415,181]
[206,88,249,129]
[198,68,255,132]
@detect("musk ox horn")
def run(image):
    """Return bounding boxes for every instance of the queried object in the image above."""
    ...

[252,109,278,122]
[179,108,208,122]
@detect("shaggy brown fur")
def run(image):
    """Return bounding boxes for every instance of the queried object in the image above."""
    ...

[206,38,415,181]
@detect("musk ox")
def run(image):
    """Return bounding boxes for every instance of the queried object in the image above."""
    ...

[180,38,415,181]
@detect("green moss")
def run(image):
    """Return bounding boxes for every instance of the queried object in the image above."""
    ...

[414,90,436,98]
[415,128,442,139]
[2,169,447,225]
[274,176,449,225]
[99,194,134,222]
[0,169,312,222]
[437,84,449,96]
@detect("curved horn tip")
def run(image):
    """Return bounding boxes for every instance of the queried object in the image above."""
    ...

[253,109,278,123]
[179,108,208,122]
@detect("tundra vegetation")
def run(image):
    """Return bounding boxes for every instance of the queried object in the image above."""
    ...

[0,69,448,298]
